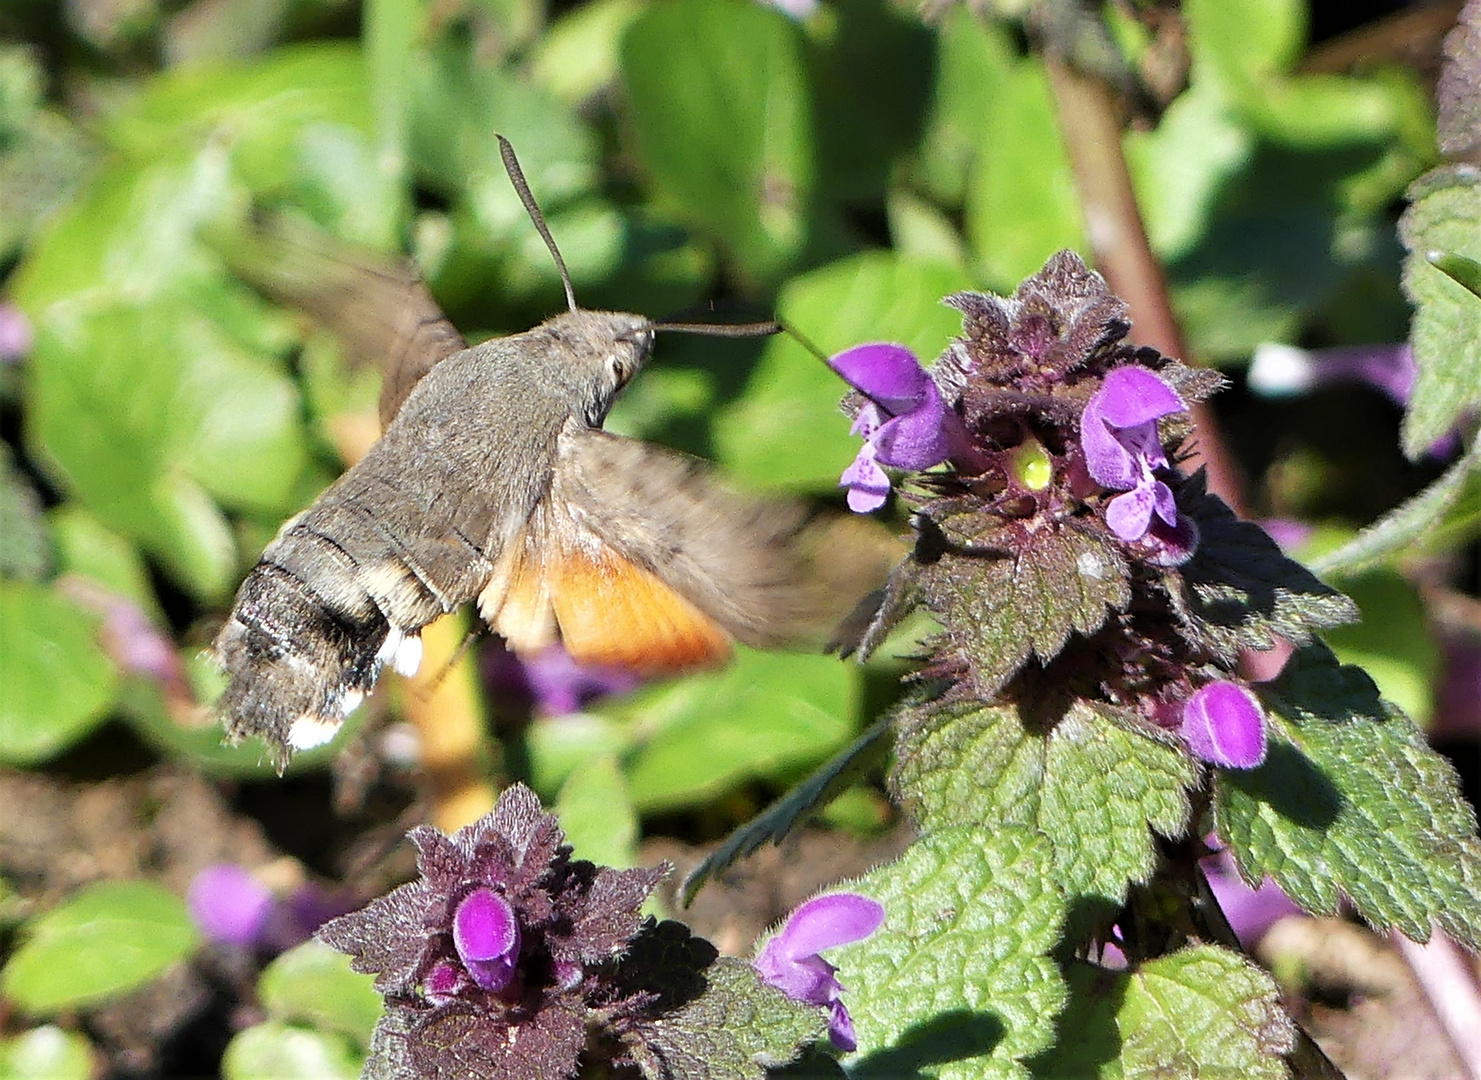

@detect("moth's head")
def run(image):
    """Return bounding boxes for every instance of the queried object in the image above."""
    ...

[542,309,655,422]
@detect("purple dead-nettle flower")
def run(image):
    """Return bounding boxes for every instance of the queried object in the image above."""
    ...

[0,302,32,362]
[1181,680,1268,769]
[1081,366,1199,562]
[189,865,274,948]
[318,784,665,1079]
[829,343,960,513]
[188,864,349,953]
[454,887,521,993]
[755,892,885,1052]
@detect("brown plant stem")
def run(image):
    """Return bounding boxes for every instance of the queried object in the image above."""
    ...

[1042,52,1250,519]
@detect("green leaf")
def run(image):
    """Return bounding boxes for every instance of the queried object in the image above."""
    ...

[0,580,119,765]
[614,649,857,813]
[807,0,934,205]
[1171,480,1359,661]
[0,447,49,582]
[712,253,970,490]
[524,711,633,799]
[1031,949,1294,1079]
[1127,80,1251,261]
[895,700,1195,914]
[24,292,309,598]
[1400,166,1481,459]
[623,951,825,1080]
[622,0,813,283]
[1184,0,1304,88]
[48,505,160,617]
[843,827,1067,1079]
[1321,568,1438,725]
[917,7,1013,205]
[555,753,639,869]
[1,881,200,1013]
[964,47,1085,289]
[107,45,371,194]
[681,715,893,905]
[530,0,646,105]
[222,1022,362,1080]
[922,522,1131,697]
[0,1026,95,1080]
[257,942,381,1048]
[1216,646,1481,949]
[364,0,416,240]
[1311,434,1481,574]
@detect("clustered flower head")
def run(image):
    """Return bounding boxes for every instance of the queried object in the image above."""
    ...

[826,252,1277,771]
[316,784,666,1077]
[755,892,885,1051]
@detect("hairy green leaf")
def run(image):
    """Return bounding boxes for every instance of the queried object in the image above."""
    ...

[1400,165,1481,458]
[920,523,1130,698]
[843,827,1067,1080]
[1170,480,1358,660]
[619,926,824,1080]
[894,699,1194,914]
[1032,948,1294,1079]
[1216,646,1481,948]
[1312,433,1481,574]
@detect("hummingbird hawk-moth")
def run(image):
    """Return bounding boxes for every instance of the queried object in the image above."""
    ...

[213,138,890,767]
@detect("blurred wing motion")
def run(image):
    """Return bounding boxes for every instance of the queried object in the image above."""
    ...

[211,211,466,425]
[479,426,899,672]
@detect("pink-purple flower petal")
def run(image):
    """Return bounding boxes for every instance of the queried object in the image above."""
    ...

[841,443,892,513]
[828,343,932,414]
[872,380,952,469]
[454,887,521,992]
[1181,681,1267,769]
[755,892,884,1051]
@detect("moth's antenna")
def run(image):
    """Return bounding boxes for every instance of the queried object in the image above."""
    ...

[496,134,578,314]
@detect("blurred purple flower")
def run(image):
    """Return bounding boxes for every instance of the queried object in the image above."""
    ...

[1434,636,1481,740]
[188,865,349,953]
[1202,846,1303,949]
[453,887,521,994]
[1249,342,1460,458]
[486,641,642,716]
[1082,367,1188,544]
[1249,342,1415,405]
[189,865,274,948]
[1257,518,1313,555]
[0,302,32,362]
[828,343,958,513]
[1181,680,1267,769]
[755,892,885,1051]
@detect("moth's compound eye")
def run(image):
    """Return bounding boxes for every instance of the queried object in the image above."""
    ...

[607,353,632,389]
